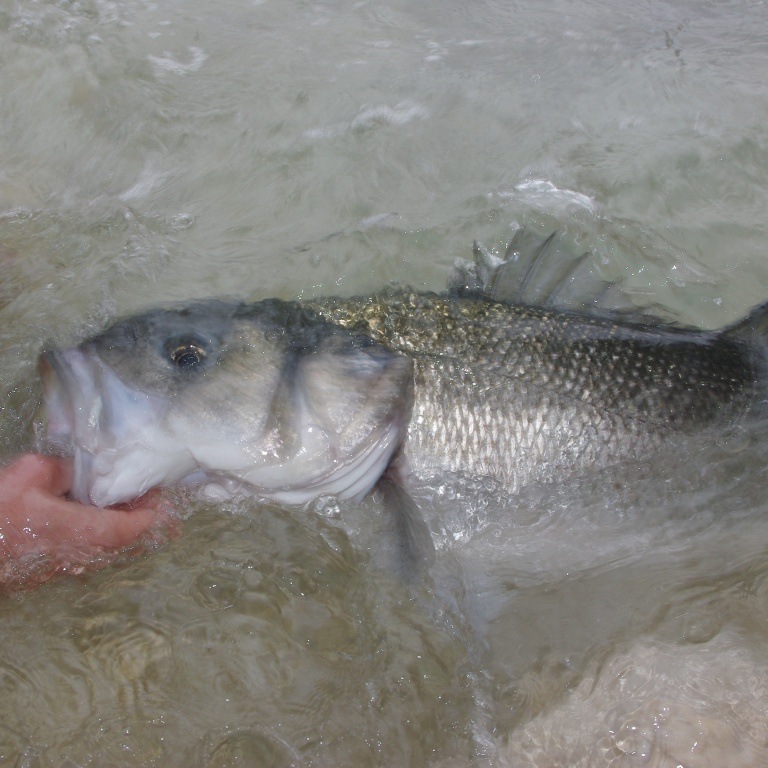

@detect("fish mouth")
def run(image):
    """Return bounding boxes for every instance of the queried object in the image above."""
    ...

[39,348,97,447]
[39,348,99,503]
[38,347,178,507]
[39,351,75,450]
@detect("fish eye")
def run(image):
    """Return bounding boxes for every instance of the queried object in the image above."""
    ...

[167,338,208,369]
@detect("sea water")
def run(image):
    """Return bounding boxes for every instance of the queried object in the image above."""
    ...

[2,0,768,765]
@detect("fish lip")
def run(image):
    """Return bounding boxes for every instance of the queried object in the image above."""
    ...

[38,346,107,502]
[38,348,84,453]
[39,345,111,448]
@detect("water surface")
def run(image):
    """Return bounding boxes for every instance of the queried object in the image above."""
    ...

[2,0,768,765]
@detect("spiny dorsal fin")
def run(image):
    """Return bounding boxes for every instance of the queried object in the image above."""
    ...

[450,228,691,325]
[487,229,592,307]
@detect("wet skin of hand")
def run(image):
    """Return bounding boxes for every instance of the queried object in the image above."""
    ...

[0,454,176,587]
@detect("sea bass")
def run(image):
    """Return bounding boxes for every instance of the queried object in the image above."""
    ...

[38,233,768,517]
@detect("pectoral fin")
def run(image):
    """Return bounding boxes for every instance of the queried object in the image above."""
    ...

[377,470,435,582]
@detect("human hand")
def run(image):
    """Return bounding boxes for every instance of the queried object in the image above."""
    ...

[0,454,177,589]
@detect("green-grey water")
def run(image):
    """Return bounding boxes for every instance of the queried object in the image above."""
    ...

[2,0,768,765]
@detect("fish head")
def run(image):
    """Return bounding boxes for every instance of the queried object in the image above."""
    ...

[39,299,414,507]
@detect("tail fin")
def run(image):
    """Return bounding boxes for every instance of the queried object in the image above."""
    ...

[722,301,768,344]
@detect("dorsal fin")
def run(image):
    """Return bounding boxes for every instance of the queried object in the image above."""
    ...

[449,228,692,325]
[484,229,593,307]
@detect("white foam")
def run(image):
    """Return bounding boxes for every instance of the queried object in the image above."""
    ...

[303,100,429,140]
[496,179,598,215]
[147,46,208,76]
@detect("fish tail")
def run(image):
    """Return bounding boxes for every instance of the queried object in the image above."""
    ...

[723,300,768,344]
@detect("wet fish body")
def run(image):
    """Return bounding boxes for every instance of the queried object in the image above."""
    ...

[307,291,763,494]
[39,274,768,511]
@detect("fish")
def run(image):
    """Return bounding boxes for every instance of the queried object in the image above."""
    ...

[38,230,768,568]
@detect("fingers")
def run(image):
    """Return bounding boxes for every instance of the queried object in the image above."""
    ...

[0,454,180,589]
[0,454,73,498]
[23,489,168,550]
[76,504,165,549]
[0,453,176,550]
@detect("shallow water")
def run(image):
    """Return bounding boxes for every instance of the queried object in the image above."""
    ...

[2,0,768,765]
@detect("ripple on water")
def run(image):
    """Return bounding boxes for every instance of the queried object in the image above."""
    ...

[191,564,245,611]
[75,612,173,712]
[0,649,97,751]
[198,728,299,768]
[0,659,35,710]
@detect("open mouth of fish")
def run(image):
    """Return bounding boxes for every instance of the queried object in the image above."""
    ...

[39,348,180,506]
[38,346,411,509]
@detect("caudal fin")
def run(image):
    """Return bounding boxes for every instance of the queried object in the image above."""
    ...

[722,300,768,344]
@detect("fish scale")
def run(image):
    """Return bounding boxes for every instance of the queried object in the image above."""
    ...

[305,290,760,494]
